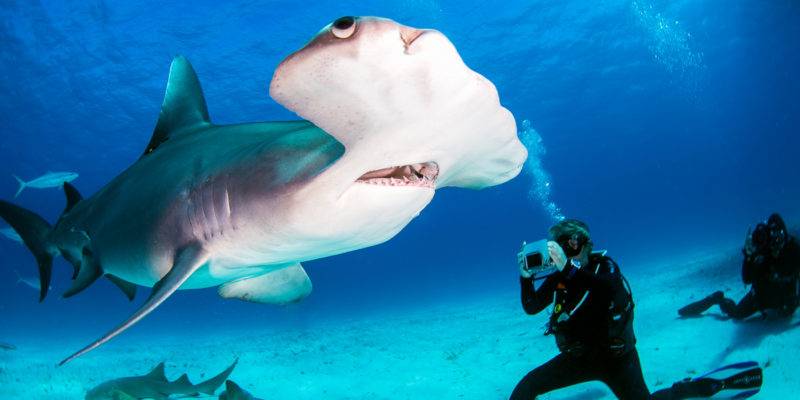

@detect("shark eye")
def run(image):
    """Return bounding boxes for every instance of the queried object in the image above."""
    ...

[331,16,356,39]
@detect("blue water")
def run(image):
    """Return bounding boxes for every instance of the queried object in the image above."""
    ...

[0,1,798,398]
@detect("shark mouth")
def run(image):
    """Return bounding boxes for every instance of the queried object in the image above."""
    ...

[356,162,439,189]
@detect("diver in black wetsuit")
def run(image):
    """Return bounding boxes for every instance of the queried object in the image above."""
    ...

[679,213,800,319]
[510,219,753,400]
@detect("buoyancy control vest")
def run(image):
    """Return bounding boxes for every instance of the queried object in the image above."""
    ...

[547,252,636,357]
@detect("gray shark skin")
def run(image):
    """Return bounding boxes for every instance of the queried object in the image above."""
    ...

[0,16,526,365]
[85,359,237,400]
[219,380,262,400]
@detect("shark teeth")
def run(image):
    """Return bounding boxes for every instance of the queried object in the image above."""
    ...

[356,162,438,189]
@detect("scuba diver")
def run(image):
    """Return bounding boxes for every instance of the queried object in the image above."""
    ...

[510,219,762,400]
[679,213,800,319]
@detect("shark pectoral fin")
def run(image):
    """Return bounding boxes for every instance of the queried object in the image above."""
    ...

[109,389,139,400]
[218,264,312,305]
[62,248,102,298]
[59,244,209,366]
[105,274,137,301]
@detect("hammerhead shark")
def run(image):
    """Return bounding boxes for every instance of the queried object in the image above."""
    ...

[0,16,526,365]
[85,358,237,399]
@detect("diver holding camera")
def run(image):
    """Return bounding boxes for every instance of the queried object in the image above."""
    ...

[678,213,800,319]
[510,219,763,400]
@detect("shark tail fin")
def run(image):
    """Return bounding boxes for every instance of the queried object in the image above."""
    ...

[59,245,209,365]
[194,358,238,395]
[13,175,26,198]
[0,200,54,301]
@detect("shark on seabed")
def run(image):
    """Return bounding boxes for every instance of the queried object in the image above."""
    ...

[0,16,527,365]
[85,359,237,400]
[218,380,262,400]
[12,171,78,198]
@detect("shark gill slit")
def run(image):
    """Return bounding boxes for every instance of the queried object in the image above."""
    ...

[217,180,231,235]
[223,184,232,229]
[186,197,198,239]
[195,185,213,241]
[205,184,219,239]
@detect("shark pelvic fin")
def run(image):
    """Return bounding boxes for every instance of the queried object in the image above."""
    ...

[0,200,54,301]
[106,273,137,301]
[62,182,83,215]
[218,263,312,304]
[145,362,168,381]
[142,56,211,157]
[62,248,102,298]
[59,244,209,365]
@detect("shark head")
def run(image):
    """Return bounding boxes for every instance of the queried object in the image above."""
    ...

[269,16,526,254]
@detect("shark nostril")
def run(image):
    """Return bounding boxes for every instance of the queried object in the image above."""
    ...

[400,29,424,49]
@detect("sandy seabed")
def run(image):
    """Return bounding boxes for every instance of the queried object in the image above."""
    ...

[1,250,798,399]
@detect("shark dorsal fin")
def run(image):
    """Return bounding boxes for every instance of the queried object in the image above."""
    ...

[142,56,211,157]
[173,373,193,387]
[146,362,168,381]
[224,380,250,397]
[62,182,82,214]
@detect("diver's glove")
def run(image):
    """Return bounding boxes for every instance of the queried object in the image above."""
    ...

[548,241,568,271]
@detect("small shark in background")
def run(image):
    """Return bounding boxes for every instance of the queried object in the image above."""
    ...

[85,358,237,400]
[0,342,15,351]
[13,171,78,198]
[15,270,51,292]
[1,227,22,244]
[219,380,262,400]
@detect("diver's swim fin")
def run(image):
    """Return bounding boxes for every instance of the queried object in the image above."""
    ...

[670,361,763,399]
[678,291,724,317]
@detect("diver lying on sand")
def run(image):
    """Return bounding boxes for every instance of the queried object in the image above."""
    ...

[679,213,800,319]
[510,219,763,400]
[85,358,237,400]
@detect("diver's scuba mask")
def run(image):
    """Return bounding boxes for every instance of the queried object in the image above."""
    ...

[767,221,787,257]
[748,219,787,258]
[557,233,588,258]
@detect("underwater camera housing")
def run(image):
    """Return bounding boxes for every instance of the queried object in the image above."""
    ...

[518,239,559,280]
